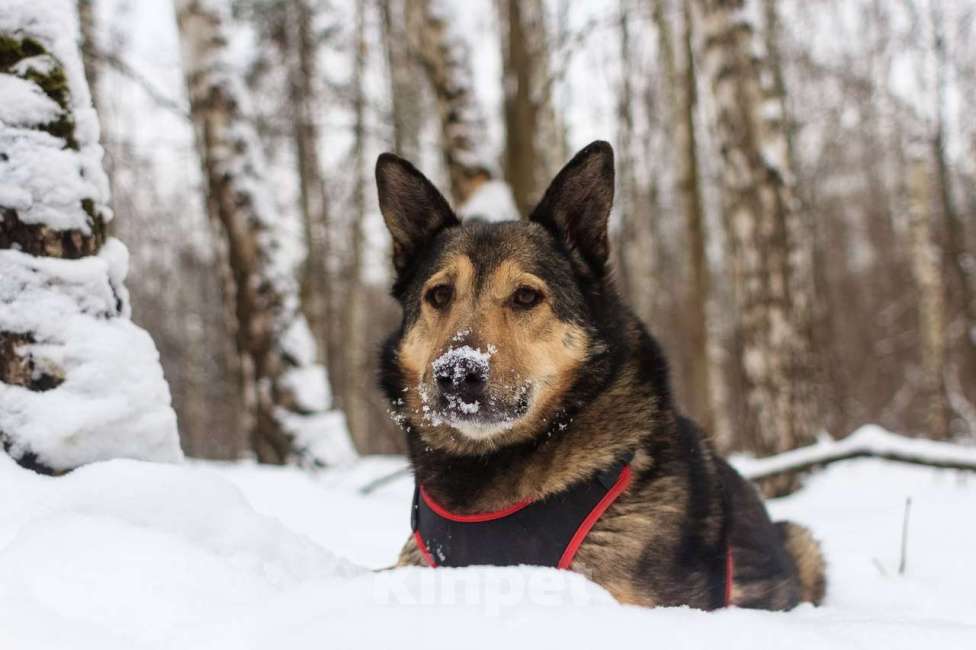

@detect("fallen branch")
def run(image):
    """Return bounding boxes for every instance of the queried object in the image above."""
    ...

[733,425,976,481]
[358,465,411,495]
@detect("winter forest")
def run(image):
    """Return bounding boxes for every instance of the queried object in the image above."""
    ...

[2,0,976,647]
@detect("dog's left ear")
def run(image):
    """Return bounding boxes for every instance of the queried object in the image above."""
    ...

[376,153,461,274]
[529,141,614,274]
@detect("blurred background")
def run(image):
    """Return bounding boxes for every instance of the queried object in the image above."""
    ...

[79,0,976,461]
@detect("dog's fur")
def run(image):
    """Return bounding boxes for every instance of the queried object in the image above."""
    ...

[376,141,826,610]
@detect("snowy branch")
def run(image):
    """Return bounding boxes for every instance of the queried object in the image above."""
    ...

[733,426,976,481]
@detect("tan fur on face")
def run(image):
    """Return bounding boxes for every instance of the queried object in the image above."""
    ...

[397,255,589,452]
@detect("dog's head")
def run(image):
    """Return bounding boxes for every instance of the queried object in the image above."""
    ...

[377,142,616,452]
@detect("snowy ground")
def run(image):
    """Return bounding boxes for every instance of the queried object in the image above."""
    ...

[1,442,974,649]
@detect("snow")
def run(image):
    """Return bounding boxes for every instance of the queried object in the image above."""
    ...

[0,441,975,648]
[458,179,521,223]
[0,0,112,229]
[0,74,63,127]
[733,424,976,480]
[0,244,182,469]
[431,344,493,383]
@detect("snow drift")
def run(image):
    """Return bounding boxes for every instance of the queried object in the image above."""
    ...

[1,428,974,649]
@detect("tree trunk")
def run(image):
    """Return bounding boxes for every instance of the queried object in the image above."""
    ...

[174,0,354,466]
[613,0,638,305]
[342,1,370,451]
[929,2,976,370]
[499,0,560,216]
[907,153,949,439]
[0,1,181,471]
[379,0,423,161]
[693,0,817,475]
[283,0,336,387]
[405,0,493,207]
[654,0,720,438]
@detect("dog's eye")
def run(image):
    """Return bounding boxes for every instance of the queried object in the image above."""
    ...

[511,286,543,310]
[425,284,454,309]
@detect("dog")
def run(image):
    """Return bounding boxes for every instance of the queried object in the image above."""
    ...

[375,141,825,610]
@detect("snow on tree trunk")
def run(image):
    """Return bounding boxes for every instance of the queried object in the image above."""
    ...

[907,152,948,439]
[694,0,816,469]
[174,0,355,466]
[405,0,518,222]
[0,0,181,472]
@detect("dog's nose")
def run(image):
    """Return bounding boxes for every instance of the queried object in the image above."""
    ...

[435,358,488,403]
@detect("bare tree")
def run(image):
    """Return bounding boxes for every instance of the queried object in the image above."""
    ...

[0,3,181,471]
[693,0,817,468]
[174,0,354,465]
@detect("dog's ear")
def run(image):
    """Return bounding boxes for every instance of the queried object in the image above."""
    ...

[376,153,460,274]
[529,141,614,274]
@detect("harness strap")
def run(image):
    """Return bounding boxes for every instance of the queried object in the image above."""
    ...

[412,455,632,570]
[725,545,735,607]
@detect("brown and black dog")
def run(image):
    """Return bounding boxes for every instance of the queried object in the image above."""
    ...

[375,141,825,610]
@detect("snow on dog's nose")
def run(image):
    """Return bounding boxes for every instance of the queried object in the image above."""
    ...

[433,346,490,407]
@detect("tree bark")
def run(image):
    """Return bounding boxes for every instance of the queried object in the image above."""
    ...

[405,0,493,206]
[907,152,949,439]
[379,0,423,161]
[499,0,560,216]
[342,1,370,451]
[174,0,353,466]
[283,0,335,384]
[929,2,976,370]
[654,0,720,438]
[693,0,817,476]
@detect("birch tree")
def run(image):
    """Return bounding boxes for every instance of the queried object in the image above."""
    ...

[405,0,517,220]
[693,0,817,464]
[174,0,354,466]
[0,0,181,472]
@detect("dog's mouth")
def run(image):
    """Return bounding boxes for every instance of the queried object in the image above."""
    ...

[433,387,531,438]
[415,344,534,440]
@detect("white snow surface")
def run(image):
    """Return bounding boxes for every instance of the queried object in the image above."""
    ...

[1,428,975,649]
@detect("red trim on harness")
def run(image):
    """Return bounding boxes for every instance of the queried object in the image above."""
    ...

[419,486,532,523]
[724,545,734,607]
[557,465,633,569]
[413,529,437,567]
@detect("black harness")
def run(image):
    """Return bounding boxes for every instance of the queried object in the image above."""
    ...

[411,456,633,569]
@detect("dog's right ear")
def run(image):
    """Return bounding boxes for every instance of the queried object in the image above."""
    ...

[376,153,460,274]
